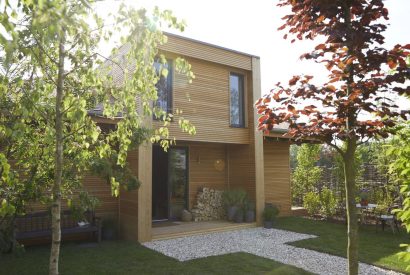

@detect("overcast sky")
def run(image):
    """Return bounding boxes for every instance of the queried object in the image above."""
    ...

[97,0,410,108]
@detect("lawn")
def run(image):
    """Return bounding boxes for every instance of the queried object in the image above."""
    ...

[274,216,409,273]
[0,241,312,275]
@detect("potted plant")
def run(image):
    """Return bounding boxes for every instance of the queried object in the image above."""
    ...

[359,189,369,206]
[222,189,247,221]
[244,200,255,223]
[222,190,237,221]
[181,209,193,222]
[234,208,244,223]
[102,219,118,240]
[69,191,100,222]
[263,204,279,229]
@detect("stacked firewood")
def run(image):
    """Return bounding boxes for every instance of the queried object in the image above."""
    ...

[191,187,225,221]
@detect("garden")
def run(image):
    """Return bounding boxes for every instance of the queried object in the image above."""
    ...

[291,136,408,228]
[285,124,410,273]
[1,0,409,275]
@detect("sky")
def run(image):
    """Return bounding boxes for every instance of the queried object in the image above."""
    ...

[96,0,409,107]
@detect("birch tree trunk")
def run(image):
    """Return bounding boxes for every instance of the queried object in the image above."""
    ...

[49,29,65,275]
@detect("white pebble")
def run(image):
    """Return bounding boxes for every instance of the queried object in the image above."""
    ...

[143,228,402,275]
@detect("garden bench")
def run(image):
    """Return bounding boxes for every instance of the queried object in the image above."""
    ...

[14,210,101,243]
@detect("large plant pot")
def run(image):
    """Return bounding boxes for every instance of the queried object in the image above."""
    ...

[234,211,244,223]
[102,220,118,240]
[102,227,116,240]
[227,206,238,221]
[245,210,255,223]
[264,221,274,229]
[181,210,193,222]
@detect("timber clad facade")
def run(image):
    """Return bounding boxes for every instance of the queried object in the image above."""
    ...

[263,140,292,216]
[29,33,292,242]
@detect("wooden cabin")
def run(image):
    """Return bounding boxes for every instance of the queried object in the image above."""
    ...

[31,33,292,243]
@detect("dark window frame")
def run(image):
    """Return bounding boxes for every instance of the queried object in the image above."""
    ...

[154,59,173,120]
[229,72,245,128]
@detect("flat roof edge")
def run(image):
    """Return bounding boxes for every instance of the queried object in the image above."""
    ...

[163,31,260,59]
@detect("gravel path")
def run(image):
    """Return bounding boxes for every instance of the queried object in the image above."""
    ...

[143,228,402,275]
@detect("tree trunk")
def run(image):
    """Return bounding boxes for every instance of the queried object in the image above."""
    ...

[343,139,358,275]
[49,30,65,275]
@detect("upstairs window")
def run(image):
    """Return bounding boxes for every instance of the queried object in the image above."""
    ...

[154,59,173,117]
[230,73,245,127]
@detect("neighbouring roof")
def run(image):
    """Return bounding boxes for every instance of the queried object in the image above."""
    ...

[263,123,291,139]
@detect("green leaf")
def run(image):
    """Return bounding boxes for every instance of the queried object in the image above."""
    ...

[161,67,169,78]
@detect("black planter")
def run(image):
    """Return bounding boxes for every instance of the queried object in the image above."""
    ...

[263,221,274,229]
[102,228,116,240]
[227,206,238,221]
[102,220,118,240]
[245,210,255,223]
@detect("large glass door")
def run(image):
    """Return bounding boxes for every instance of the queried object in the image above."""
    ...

[168,148,188,220]
[152,146,188,221]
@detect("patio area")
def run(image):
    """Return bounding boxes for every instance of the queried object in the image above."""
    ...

[152,220,257,240]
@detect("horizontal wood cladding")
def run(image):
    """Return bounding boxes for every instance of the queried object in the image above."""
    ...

[119,149,139,241]
[160,34,253,71]
[176,141,257,210]
[153,56,251,144]
[179,142,228,209]
[227,144,256,201]
[82,175,118,220]
[263,139,292,216]
[26,175,118,221]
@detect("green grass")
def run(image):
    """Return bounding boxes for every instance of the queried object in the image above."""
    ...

[0,241,312,275]
[274,216,410,273]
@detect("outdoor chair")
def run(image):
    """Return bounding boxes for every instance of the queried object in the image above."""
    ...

[375,206,401,233]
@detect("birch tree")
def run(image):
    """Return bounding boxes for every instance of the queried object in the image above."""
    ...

[0,1,195,274]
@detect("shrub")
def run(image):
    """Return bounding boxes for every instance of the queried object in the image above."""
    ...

[319,187,337,218]
[69,191,100,221]
[291,144,322,206]
[369,187,395,208]
[263,205,280,222]
[303,192,321,216]
[243,199,255,212]
[304,188,338,218]
[222,189,247,208]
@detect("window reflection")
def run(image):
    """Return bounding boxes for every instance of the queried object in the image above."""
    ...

[154,60,173,116]
[169,148,188,220]
[230,73,245,127]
